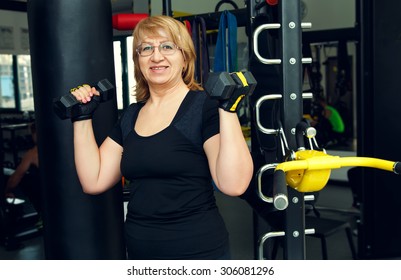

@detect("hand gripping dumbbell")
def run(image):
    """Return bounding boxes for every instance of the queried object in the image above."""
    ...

[203,71,257,113]
[53,79,115,122]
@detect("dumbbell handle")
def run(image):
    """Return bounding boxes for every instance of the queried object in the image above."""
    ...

[67,79,113,102]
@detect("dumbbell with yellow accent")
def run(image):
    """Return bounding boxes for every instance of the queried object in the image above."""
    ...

[53,79,115,122]
[203,71,257,113]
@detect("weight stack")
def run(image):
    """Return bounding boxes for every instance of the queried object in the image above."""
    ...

[27,0,126,259]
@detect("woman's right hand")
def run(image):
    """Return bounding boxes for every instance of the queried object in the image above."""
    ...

[70,84,100,104]
[69,84,102,122]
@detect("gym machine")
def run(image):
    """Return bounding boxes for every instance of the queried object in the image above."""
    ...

[249,0,312,260]
[251,0,401,260]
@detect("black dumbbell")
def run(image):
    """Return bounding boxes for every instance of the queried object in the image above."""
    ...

[204,71,257,112]
[53,79,114,120]
[203,72,236,100]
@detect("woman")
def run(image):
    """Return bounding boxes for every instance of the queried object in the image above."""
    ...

[5,122,41,213]
[71,15,253,259]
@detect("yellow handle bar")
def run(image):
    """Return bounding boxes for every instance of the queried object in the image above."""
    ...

[275,150,400,193]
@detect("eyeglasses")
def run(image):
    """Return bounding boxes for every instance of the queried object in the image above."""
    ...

[136,42,181,57]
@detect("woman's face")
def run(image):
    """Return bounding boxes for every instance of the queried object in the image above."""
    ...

[137,29,185,89]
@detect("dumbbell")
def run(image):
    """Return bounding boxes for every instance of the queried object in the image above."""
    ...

[53,79,114,120]
[203,71,257,112]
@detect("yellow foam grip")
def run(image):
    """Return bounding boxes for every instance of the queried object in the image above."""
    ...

[235,71,249,87]
[229,94,245,112]
[229,72,248,112]
[275,150,396,192]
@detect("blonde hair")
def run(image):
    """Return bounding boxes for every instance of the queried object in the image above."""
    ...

[132,15,202,102]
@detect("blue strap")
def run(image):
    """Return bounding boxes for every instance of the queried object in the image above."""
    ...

[214,10,238,72]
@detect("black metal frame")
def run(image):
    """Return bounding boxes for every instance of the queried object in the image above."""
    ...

[278,0,306,260]
[355,0,372,259]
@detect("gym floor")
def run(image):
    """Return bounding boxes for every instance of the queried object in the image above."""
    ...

[0,181,359,260]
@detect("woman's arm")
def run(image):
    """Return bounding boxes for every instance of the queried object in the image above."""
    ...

[71,85,123,195]
[5,148,37,194]
[73,120,123,195]
[204,110,253,196]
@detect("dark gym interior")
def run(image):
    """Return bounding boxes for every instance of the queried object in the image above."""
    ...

[1,0,401,262]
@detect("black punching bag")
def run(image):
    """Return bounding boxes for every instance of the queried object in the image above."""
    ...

[27,0,126,259]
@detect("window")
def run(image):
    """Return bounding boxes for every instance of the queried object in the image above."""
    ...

[113,40,124,109]
[113,36,136,110]
[126,36,136,104]
[0,54,34,111]
[17,55,34,111]
[0,54,15,109]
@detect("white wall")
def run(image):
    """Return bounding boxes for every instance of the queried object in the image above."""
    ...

[303,0,355,31]
[0,10,29,55]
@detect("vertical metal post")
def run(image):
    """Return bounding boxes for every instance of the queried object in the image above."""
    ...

[162,0,172,16]
[279,0,306,260]
[356,0,373,259]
